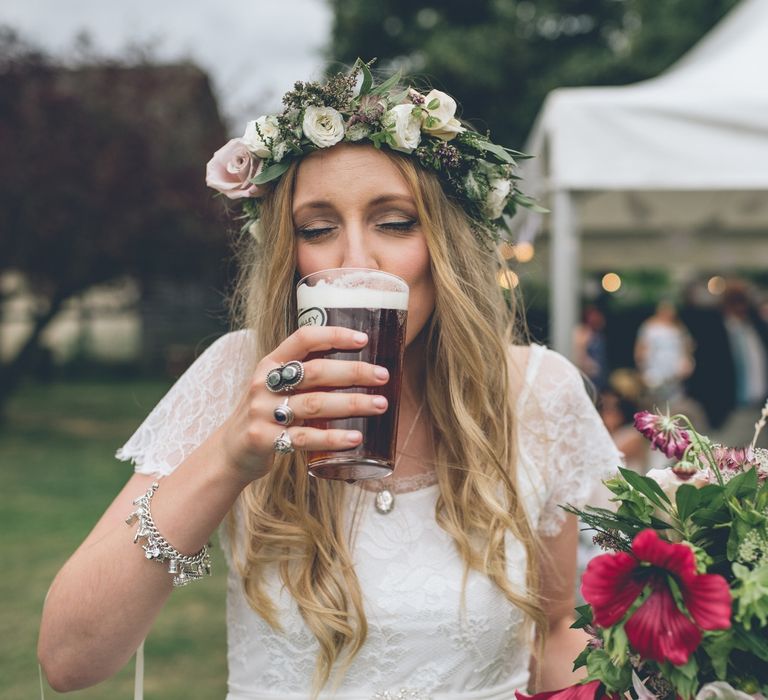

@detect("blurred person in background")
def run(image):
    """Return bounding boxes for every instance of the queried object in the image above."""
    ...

[714,280,768,448]
[634,300,695,406]
[681,279,768,448]
[572,303,608,394]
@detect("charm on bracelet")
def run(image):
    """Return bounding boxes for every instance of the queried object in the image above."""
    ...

[126,481,211,587]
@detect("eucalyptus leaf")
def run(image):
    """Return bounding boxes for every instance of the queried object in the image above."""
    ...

[252,161,291,185]
[359,60,374,96]
[370,69,402,96]
[475,139,515,164]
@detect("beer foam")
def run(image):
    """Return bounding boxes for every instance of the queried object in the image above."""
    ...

[297,281,408,310]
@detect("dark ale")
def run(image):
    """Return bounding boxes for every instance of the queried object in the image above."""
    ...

[297,271,409,480]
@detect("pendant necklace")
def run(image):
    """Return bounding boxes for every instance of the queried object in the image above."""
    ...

[374,401,426,515]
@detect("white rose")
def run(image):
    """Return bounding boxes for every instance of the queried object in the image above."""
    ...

[695,682,756,700]
[385,104,422,153]
[422,89,466,141]
[484,178,512,219]
[302,106,345,148]
[242,115,280,158]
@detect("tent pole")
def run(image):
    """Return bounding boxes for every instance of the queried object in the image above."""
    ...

[550,189,580,359]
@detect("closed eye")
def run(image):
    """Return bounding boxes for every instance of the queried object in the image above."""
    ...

[296,225,337,241]
[378,219,417,233]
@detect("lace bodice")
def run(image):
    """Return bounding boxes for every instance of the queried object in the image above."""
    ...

[117,333,622,700]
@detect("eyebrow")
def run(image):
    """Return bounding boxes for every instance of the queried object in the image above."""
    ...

[292,194,416,219]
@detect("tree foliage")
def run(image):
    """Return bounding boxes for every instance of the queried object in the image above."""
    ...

[0,28,230,402]
[327,0,739,147]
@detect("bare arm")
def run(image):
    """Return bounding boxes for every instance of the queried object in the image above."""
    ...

[38,326,388,692]
[529,513,589,692]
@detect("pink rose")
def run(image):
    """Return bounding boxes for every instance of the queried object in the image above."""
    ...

[205,138,264,199]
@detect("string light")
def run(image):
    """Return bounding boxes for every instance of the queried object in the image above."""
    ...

[707,276,726,295]
[514,242,535,263]
[601,273,622,293]
[497,269,519,289]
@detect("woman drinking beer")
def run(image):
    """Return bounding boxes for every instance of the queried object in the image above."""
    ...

[39,61,622,699]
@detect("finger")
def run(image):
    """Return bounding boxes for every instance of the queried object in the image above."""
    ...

[285,392,388,421]
[300,359,389,390]
[268,326,369,364]
[277,426,363,452]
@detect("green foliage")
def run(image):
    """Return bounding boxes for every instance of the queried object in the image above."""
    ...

[327,0,739,147]
[0,379,227,699]
[584,648,632,691]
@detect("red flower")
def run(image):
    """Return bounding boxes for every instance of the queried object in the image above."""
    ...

[634,410,691,460]
[515,680,616,700]
[581,529,731,666]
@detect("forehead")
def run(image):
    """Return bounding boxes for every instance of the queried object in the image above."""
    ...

[292,144,413,210]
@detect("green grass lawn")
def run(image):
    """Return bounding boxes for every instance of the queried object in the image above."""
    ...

[0,380,228,699]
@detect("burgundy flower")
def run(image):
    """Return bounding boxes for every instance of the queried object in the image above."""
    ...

[634,410,691,460]
[516,680,617,700]
[581,529,731,666]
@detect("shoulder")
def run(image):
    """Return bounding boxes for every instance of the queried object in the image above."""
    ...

[510,344,595,415]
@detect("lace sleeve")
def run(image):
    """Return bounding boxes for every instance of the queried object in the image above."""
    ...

[526,348,623,537]
[115,330,255,477]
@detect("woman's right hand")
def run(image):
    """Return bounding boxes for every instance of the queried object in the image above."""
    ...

[217,326,390,483]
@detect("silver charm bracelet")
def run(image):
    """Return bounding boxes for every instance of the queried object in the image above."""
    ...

[125,481,211,587]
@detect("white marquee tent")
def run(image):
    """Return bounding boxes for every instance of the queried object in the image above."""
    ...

[515,0,768,357]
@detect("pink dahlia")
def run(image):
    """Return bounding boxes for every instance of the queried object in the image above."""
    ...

[581,529,731,666]
[634,410,691,460]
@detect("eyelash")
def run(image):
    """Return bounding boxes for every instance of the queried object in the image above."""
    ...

[297,219,418,240]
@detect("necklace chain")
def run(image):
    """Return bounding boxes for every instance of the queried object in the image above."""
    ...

[372,401,427,514]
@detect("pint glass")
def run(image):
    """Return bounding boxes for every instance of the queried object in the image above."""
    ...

[296,268,409,480]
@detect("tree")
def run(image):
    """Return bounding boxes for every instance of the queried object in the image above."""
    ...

[327,0,739,147]
[0,29,230,407]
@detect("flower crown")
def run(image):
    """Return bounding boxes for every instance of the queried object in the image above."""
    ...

[205,59,539,244]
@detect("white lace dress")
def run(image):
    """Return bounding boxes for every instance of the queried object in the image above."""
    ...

[116,332,622,700]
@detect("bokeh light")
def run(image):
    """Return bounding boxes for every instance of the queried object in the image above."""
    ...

[601,272,622,293]
[707,275,726,295]
[497,269,519,289]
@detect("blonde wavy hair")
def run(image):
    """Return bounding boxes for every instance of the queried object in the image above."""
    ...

[228,145,546,692]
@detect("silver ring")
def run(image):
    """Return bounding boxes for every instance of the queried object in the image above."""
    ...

[265,360,305,394]
[273,430,294,454]
[273,397,295,426]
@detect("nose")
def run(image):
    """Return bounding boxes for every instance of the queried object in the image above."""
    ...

[339,227,378,270]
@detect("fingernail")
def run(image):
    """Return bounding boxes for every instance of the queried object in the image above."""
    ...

[346,431,362,443]
[354,332,368,344]
[374,366,389,380]
[372,396,387,409]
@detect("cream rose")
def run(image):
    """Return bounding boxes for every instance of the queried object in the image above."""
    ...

[242,115,280,159]
[695,682,757,700]
[646,467,710,503]
[302,106,345,148]
[484,178,512,220]
[422,89,466,141]
[385,104,422,153]
[205,138,264,200]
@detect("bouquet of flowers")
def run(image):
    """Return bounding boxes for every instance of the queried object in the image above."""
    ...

[524,401,768,700]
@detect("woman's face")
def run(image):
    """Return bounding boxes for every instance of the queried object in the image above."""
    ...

[293,144,436,346]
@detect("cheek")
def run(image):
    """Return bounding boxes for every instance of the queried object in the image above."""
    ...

[295,242,327,279]
[403,263,435,344]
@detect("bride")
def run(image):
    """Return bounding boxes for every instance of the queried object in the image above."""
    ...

[38,61,621,699]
